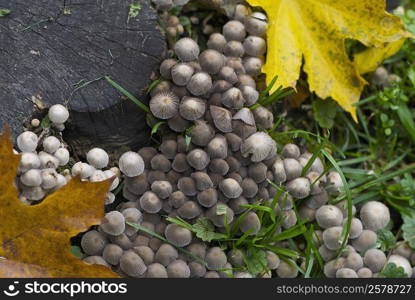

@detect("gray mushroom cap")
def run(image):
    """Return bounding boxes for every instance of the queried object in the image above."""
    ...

[240,132,277,162]
[186,149,210,170]
[179,97,206,121]
[210,106,233,133]
[150,92,179,120]
[219,178,243,199]
[174,37,200,62]
[207,135,228,159]
[232,108,256,126]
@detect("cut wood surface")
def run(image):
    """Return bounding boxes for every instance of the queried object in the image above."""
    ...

[0,0,166,154]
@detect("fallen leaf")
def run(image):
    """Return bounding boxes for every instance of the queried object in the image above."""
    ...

[354,39,406,74]
[0,129,118,278]
[246,0,410,120]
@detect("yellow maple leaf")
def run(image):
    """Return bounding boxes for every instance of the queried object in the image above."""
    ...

[0,129,118,278]
[246,0,410,120]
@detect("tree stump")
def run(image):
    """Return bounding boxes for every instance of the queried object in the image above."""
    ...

[0,0,166,155]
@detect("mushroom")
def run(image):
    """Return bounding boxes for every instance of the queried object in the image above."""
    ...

[210,106,233,133]
[174,37,200,62]
[240,132,277,162]
[150,92,180,120]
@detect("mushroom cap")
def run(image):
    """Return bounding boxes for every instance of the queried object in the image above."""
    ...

[150,92,179,120]
[207,33,227,52]
[205,247,227,271]
[179,96,206,121]
[100,211,126,236]
[223,20,246,42]
[218,65,238,84]
[232,108,256,126]
[243,35,266,57]
[240,132,277,162]
[186,72,212,96]
[172,153,190,173]
[219,178,243,199]
[151,180,173,199]
[286,177,311,199]
[186,149,210,170]
[225,133,242,152]
[120,250,147,277]
[228,196,249,214]
[189,120,215,146]
[322,226,343,250]
[244,12,268,36]
[346,217,363,239]
[387,255,413,277]
[119,151,145,177]
[197,188,219,208]
[177,177,198,196]
[277,260,299,278]
[282,143,301,159]
[351,230,377,253]
[147,263,168,278]
[159,58,177,80]
[17,131,39,152]
[102,243,123,265]
[357,267,373,278]
[252,106,274,130]
[336,268,358,278]
[207,135,228,159]
[248,162,267,183]
[48,104,69,124]
[241,178,258,198]
[224,40,245,57]
[315,205,343,229]
[208,159,229,176]
[159,139,177,160]
[189,261,207,278]
[171,63,195,86]
[168,114,190,133]
[191,172,214,191]
[165,224,192,247]
[360,201,390,231]
[240,211,261,234]
[174,37,200,61]
[139,191,162,214]
[177,201,202,219]
[243,56,263,76]
[364,249,387,273]
[81,230,107,256]
[210,105,233,133]
[266,251,280,270]
[206,204,234,227]
[150,154,171,172]
[221,87,245,109]
[137,147,158,169]
[199,49,225,74]
[167,259,191,278]
[155,244,179,267]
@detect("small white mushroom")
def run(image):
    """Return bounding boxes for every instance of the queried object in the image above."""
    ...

[17,131,38,152]
[87,148,109,169]
[48,104,69,124]
[119,151,145,177]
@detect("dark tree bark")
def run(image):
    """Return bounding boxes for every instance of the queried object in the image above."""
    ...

[0,0,166,155]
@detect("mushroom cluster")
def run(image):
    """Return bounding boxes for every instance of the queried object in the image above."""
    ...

[74,3,350,277]
[15,105,71,203]
[15,104,121,205]
[302,199,413,278]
